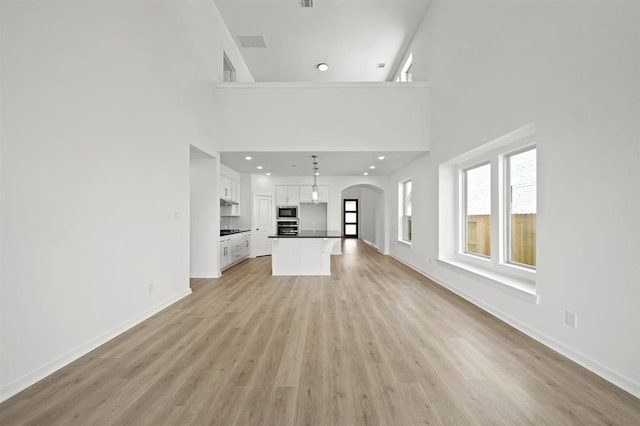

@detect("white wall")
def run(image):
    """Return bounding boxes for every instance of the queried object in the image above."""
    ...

[214,82,430,152]
[0,0,251,401]
[389,0,640,396]
[190,149,219,278]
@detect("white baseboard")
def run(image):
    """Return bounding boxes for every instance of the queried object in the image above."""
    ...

[190,274,221,279]
[0,288,192,403]
[387,253,640,399]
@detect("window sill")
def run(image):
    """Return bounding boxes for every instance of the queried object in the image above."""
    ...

[397,240,412,247]
[437,258,539,304]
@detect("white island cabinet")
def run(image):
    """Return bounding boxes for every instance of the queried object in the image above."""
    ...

[269,231,342,276]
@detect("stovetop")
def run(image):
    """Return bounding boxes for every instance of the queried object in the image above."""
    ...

[220,229,249,236]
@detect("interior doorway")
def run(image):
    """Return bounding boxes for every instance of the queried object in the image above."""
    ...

[253,194,273,256]
[343,199,358,238]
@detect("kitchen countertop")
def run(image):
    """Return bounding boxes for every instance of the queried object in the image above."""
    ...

[220,229,251,236]
[269,230,342,238]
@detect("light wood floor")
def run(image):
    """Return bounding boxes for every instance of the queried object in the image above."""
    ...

[2,239,639,425]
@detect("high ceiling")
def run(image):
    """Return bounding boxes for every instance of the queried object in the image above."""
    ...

[215,0,431,82]
[215,0,430,176]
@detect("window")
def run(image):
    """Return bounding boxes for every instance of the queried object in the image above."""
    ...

[399,179,412,243]
[506,148,537,267]
[399,53,413,82]
[463,163,491,257]
[438,124,537,301]
[223,52,236,82]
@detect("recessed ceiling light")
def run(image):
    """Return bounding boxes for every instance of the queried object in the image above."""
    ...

[317,63,329,72]
[378,156,385,160]
[245,156,252,160]
[257,166,263,170]
[363,172,369,176]
[266,172,271,176]
[370,165,375,169]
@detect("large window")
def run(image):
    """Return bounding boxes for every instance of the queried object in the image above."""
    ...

[438,124,537,300]
[459,147,536,270]
[399,179,412,243]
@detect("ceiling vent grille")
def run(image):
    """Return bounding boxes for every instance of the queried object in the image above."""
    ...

[300,0,313,8]
[237,35,267,48]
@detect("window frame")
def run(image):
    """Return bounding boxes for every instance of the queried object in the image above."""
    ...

[451,134,537,284]
[461,161,492,260]
[398,178,412,244]
[503,146,537,270]
[399,53,413,82]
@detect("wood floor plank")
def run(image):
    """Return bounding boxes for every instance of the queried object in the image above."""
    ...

[1,239,639,425]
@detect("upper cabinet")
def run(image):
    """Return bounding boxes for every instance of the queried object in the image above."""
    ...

[276,185,329,205]
[220,176,241,217]
[220,177,232,200]
[275,186,300,205]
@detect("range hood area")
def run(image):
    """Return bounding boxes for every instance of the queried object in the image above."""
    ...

[220,198,239,206]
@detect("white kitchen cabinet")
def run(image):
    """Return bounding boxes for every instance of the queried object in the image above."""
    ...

[299,185,329,203]
[221,180,241,216]
[220,177,232,200]
[242,232,251,257]
[220,236,232,269]
[220,232,251,271]
[231,181,240,203]
[275,186,300,205]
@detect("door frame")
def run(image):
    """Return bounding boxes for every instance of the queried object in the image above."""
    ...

[253,194,273,256]
[343,198,359,238]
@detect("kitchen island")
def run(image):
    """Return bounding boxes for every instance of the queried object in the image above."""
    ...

[268,230,342,276]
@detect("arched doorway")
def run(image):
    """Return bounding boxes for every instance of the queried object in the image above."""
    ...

[340,183,386,252]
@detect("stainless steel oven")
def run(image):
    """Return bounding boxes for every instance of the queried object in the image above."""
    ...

[277,220,299,235]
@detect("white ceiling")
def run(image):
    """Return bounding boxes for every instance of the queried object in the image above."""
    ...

[215,1,430,176]
[220,151,425,176]
[215,0,431,82]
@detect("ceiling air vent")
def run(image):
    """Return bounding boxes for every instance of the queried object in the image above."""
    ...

[237,35,267,48]
[300,0,313,8]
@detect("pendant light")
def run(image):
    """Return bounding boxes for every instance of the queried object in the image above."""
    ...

[311,155,319,204]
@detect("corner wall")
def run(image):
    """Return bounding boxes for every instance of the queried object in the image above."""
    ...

[389,0,640,396]
[0,0,250,401]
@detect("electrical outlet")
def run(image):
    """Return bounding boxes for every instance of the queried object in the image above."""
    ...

[565,311,577,328]
[148,283,154,294]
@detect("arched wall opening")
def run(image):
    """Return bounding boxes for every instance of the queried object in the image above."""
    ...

[340,183,387,254]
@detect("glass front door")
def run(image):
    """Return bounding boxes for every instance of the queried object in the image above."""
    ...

[343,199,358,238]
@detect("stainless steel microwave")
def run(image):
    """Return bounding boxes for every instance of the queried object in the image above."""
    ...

[277,206,297,219]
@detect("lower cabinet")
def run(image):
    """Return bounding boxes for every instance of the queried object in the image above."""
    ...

[220,232,251,272]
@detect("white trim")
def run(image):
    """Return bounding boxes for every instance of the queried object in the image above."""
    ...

[437,258,537,304]
[190,274,222,279]
[442,123,537,292]
[397,240,412,247]
[0,288,192,403]
[387,253,640,399]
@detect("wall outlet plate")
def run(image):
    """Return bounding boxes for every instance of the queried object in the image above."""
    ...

[565,311,577,328]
